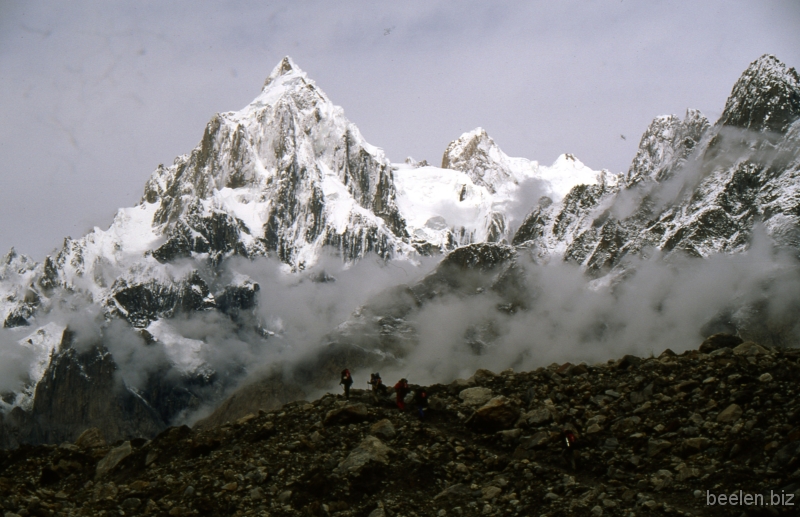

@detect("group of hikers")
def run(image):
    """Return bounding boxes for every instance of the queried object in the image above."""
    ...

[339,369,428,417]
[339,368,582,469]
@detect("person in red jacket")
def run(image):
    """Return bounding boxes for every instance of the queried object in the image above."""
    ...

[561,428,580,470]
[394,378,409,410]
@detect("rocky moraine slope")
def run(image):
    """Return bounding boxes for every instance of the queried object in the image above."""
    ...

[1,336,799,516]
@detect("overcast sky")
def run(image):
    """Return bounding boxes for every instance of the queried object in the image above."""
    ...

[1,1,799,260]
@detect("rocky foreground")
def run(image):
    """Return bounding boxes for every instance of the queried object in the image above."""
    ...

[2,334,800,517]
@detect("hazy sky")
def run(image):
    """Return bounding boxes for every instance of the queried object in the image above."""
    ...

[1,1,799,259]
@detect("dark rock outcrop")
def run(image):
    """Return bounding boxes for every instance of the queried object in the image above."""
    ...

[109,271,215,328]
[1,330,164,449]
[718,54,800,134]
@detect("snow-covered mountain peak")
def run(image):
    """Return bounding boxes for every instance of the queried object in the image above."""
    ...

[410,129,615,250]
[238,56,337,125]
[718,54,800,134]
[441,127,534,194]
[543,153,618,200]
[139,56,409,268]
[440,128,608,202]
[263,56,301,88]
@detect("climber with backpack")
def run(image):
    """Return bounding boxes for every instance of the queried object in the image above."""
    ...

[368,372,387,405]
[340,368,354,400]
[394,378,410,410]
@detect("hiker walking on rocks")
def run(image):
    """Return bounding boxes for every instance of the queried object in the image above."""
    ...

[561,428,580,470]
[369,373,387,405]
[394,378,410,410]
[413,387,429,418]
[340,368,354,399]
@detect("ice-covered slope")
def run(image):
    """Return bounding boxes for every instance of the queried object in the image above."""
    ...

[442,127,608,199]
[400,128,616,250]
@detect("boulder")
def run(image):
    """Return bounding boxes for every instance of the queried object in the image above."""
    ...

[496,428,522,443]
[650,469,673,490]
[676,464,701,482]
[768,442,800,472]
[324,403,369,426]
[733,341,769,356]
[467,369,497,385]
[520,431,551,449]
[684,437,710,450]
[482,486,502,500]
[524,407,553,425]
[96,442,132,479]
[93,482,119,501]
[336,436,392,475]
[611,416,641,434]
[369,419,396,440]
[615,355,642,370]
[459,387,493,406]
[75,428,106,449]
[434,483,473,502]
[467,397,520,432]
[716,404,743,423]
[647,439,672,457]
[699,333,743,353]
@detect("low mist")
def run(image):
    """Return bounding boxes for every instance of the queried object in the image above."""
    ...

[380,227,800,387]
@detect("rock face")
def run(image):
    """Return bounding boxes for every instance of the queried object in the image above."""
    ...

[192,241,523,428]
[0,331,165,449]
[27,344,162,444]
[625,109,710,187]
[0,323,225,449]
[512,55,800,270]
[717,54,800,134]
[1,341,799,516]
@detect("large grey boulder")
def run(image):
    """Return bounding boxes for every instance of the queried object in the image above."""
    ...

[459,387,493,407]
[336,436,393,475]
[95,441,133,479]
